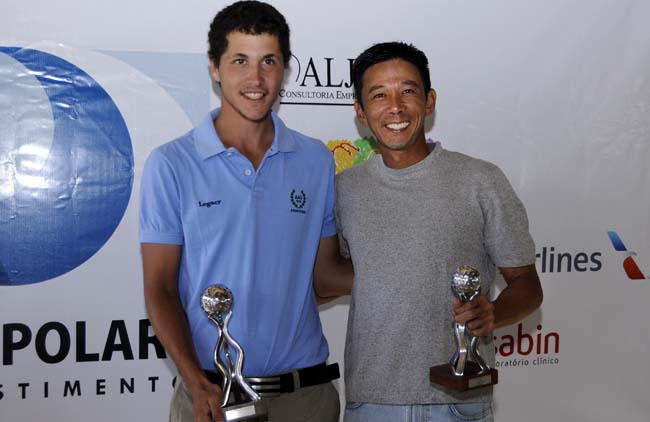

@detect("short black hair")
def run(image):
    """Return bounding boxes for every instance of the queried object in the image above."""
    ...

[208,1,291,66]
[352,42,431,108]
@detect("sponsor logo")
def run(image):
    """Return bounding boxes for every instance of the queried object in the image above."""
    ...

[535,246,602,273]
[607,231,649,280]
[0,377,167,401]
[290,189,307,214]
[0,319,169,401]
[2,319,165,365]
[0,47,134,286]
[494,323,560,368]
[280,54,355,106]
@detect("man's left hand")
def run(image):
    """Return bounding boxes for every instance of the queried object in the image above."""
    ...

[452,296,495,337]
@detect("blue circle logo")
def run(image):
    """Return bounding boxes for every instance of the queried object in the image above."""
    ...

[0,47,134,285]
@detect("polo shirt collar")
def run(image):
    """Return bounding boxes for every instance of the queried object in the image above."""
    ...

[195,108,296,160]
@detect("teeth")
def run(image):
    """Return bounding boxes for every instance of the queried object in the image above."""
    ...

[243,92,264,100]
[386,122,409,130]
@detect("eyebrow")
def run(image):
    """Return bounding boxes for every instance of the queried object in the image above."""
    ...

[367,79,421,94]
[230,52,280,62]
[401,80,420,88]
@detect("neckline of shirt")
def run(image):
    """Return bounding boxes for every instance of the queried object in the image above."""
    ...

[374,143,442,178]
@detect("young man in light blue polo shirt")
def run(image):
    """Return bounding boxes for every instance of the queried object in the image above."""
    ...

[139,2,351,422]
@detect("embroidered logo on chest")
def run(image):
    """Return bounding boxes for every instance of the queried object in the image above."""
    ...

[198,200,222,208]
[290,189,307,214]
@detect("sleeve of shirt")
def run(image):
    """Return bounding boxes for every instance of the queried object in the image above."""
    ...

[139,148,184,245]
[320,153,337,238]
[479,163,536,268]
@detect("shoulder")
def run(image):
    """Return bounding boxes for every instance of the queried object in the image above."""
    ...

[289,128,331,156]
[149,128,194,160]
[273,112,331,162]
[438,148,506,183]
[441,149,500,172]
[440,150,522,210]
[146,129,196,167]
[142,129,199,186]
[282,127,334,176]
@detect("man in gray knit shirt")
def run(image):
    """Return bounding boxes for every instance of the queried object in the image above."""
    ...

[325,42,543,422]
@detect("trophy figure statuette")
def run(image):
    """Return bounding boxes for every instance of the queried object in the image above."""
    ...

[201,285,267,421]
[429,266,498,391]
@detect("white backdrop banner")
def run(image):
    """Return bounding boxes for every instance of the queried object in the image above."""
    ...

[1,1,649,421]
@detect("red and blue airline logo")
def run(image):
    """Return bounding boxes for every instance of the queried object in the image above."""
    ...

[607,231,649,280]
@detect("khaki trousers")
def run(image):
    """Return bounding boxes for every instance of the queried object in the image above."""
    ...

[170,375,340,422]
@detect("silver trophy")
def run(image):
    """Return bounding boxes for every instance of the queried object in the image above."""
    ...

[201,285,266,421]
[430,266,498,391]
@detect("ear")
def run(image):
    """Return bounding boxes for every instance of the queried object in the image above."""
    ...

[209,59,221,83]
[425,88,436,116]
[354,101,368,127]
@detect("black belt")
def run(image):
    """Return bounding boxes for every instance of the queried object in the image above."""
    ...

[204,362,339,397]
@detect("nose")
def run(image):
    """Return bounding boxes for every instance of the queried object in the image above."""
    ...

[387,94,404,113]
[248,64,262,85]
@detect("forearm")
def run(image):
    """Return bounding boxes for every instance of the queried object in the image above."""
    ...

[145,286,208,388]
[313,235,354,299]
[492,266,543,329]
[141,243,209,390]
[141,241,224,421]
[314,258,353,298]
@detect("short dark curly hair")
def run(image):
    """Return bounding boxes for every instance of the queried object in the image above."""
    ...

[352,42,431,108]
[208,1,291,67]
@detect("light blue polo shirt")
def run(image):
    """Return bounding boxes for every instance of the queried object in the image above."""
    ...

[139,109,336,376]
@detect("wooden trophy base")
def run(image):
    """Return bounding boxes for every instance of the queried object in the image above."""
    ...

[224,400,267,421]
[429,361,498,392]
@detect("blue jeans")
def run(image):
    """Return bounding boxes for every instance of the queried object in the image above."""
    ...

[344,402,493,422]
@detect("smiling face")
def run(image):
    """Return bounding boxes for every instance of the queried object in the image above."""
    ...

[355,59,436,162]
[210,31,285,124]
